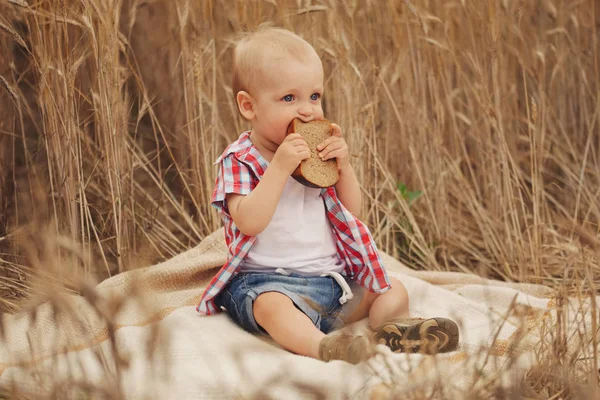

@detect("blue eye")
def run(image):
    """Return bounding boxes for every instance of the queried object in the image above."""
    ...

[283,95,294,102]
[311,93,321,101]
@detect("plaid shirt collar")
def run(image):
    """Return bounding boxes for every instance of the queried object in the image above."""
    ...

[214,131,263,167]
[197,131,391,315]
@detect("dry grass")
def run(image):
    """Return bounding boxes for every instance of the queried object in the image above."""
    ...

[0,0,599,398]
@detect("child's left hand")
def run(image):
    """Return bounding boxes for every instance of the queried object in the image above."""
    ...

[316,123,350,169]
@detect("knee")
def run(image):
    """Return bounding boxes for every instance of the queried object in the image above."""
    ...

[390,277,409,310]
[253,292,291,325]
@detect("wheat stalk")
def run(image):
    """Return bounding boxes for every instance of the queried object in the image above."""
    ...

[0,20,28,51]
[5,0,28,7]
[0,74,19,106]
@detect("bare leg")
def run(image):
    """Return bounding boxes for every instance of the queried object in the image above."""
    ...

[343,277,409,329]
[344,278,459,354]
[253,291,325,359]
[367,277,409,329]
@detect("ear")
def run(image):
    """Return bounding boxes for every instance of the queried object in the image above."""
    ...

[236,91,255,120]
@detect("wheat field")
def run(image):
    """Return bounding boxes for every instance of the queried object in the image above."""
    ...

[0,0,599,398]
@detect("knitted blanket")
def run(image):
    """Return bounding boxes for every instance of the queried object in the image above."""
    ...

[0,229,594,398]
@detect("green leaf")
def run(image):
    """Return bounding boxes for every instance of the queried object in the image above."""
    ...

[396,182,422,205]
[396,182,407,195]
[406,190,422,205]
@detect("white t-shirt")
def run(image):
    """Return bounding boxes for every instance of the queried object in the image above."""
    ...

[241,176,345,275]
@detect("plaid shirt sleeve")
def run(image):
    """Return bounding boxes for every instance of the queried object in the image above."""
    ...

[197,149,257,315]
[212,153,254,215]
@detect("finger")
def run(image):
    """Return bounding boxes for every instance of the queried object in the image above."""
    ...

[299,149,311,160]
[292,141,310,151]
[318,141,344,158]
[322,149,347,161]
[285,133,304,141]
[316,136,340,151]
[330,123,343,137]
[288,137,308,146]
[319,143,346,160]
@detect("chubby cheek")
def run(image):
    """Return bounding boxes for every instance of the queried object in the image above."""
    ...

[277,114,295,133]
[271,118,291,144]
[271,124,287,142]
[315,107,324,119]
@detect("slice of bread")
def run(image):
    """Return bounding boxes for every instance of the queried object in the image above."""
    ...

[286,118,339,188]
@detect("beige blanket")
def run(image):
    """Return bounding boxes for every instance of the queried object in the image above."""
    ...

[0,229,594,398]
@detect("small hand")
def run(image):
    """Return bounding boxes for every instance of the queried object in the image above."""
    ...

[271,133,311,175]
[316,123,350,169]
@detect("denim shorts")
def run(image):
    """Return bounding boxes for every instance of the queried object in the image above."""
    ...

[214,272,347,334]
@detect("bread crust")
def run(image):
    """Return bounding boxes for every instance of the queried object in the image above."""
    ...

[286,118,339,188]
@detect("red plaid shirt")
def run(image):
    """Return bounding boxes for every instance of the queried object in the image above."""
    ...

[197,131,391,315]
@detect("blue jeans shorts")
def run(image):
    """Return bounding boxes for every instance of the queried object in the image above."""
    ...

[214,272,352,334]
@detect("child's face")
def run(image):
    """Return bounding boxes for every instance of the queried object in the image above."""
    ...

[249,53,324,148]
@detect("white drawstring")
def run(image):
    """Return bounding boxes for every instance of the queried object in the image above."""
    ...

[274,268,354,305]
[320,271,354,305]
[274,268,290,276]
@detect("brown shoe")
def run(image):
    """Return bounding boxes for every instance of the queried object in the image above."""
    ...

[318,334,375,364]
[373,317,459,355]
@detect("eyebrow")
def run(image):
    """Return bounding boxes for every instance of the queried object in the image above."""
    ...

[278,87,323,94]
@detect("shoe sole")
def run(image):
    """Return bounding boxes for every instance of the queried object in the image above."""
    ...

[373,318,459,355]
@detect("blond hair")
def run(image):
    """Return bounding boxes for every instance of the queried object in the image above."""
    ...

[232,25,319,96]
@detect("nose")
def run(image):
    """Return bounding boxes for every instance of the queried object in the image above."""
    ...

[297,104,314,121]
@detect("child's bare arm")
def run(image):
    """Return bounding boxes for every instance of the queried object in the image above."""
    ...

[334,164,361,217]
[226,167,287,237]
[227,133,310,237]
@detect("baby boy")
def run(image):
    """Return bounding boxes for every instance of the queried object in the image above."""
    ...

[196,26,459,364]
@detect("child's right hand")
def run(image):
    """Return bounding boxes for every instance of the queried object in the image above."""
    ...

[271,133,310,175]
